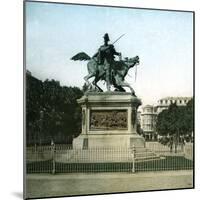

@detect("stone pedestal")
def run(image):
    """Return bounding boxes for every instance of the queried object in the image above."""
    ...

[73,92,145,148]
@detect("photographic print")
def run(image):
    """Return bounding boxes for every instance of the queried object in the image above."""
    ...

[24,1,194,199]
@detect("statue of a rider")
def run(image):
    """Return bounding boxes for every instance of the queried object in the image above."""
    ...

[93,33,121,91]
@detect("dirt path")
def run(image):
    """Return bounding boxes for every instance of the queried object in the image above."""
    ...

[25,170,193,199]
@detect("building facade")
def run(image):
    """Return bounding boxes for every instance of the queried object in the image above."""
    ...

[140,105,157,141]
[156,97,191,113]
[140,97,192,141]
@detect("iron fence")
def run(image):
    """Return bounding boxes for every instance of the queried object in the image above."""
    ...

[26,142,193,174]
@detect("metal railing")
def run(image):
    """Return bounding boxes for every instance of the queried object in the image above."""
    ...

[26,142,193,174]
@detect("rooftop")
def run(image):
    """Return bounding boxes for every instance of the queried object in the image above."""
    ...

[158,97,192,101]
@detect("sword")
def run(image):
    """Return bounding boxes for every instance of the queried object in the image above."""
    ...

[135,63,139,82]
[112,34,125,44]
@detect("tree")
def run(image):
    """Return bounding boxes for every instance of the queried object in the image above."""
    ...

[185,98,194,141]
[82,82,89,92]
[26,73,83,145]
[156,101,193,153]
[156,109,170,136]
[156,104,178,152]
[137,123,144,136]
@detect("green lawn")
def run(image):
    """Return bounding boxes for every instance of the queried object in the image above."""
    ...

[27,156,193,174]
[135,156,193,172]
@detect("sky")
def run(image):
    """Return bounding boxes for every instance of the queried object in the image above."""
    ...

[25,1,193,105]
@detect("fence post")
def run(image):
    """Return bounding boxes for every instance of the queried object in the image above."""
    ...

[51,140,55,174]
[131,145,136,173]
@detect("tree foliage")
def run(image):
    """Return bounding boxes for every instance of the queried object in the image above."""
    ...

[26,73,83,145]
[157,100,193,137]
[156,99,194,152]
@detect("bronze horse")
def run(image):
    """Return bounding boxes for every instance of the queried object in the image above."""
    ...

[71,52,139,95]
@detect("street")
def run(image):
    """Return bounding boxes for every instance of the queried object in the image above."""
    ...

[26,170,193,199]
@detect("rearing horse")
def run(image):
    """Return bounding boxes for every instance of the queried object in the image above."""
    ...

[71,52,139,95]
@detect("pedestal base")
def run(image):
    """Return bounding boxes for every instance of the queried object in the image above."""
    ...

[73,134,145,149]
[74,92,144,149]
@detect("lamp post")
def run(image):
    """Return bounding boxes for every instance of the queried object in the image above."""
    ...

[131,145,136,173]
[51,139,55,174]
[39,110,44,146]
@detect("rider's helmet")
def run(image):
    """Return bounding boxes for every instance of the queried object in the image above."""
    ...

[103,33,110,42]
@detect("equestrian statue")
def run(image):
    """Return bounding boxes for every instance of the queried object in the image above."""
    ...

[71,33,139,96]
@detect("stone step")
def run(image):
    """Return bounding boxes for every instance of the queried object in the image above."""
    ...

[54,146,161,163]
[134,147,161,162]
[135,155,161,162]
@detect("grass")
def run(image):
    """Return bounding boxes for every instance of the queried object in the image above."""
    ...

[27,156,193,174]
[135,156,193,172]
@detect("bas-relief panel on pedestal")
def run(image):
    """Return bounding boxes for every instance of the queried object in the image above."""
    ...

[90,110,128,130]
